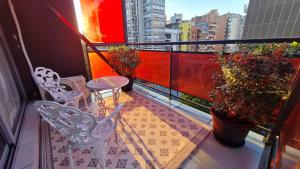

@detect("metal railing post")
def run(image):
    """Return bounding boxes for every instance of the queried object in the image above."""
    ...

[169,46,173,101]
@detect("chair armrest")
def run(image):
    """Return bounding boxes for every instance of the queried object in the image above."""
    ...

[60,76,91,98]
[60,77,80,90]
[44,85,64,89]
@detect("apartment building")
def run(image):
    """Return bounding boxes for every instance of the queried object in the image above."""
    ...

[126,0,166,50]
[225,13,245,52]
[190,10,219,52]
[126,0,144,43]
[179,21,192,51]
[170,13,183,24]
[165,28,180,50]
[243,0,300,38]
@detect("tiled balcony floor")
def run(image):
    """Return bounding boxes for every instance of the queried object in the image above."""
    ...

[41,90,212,169]
[134,84,264,169]
[13,84,265,169]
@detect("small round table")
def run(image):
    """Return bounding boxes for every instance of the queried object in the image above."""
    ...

[86,76,129,118]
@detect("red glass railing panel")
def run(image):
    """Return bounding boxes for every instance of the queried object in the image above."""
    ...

[80,0,125,43]
[172,53,221,101]
[277,59,300,165]
[88,49,300,103]
[291,58,300,70]
[282,77,300,149]
[80,0,101,42]
[135,51,171,88]
[88,52,117,79]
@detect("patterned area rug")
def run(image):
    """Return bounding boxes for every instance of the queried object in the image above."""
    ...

[40,91,211,169]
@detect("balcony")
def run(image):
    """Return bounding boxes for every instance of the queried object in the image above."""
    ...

[7,40,300,169]
[0,1,300,169]
[13,83,265,169]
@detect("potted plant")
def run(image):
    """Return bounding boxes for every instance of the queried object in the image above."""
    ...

[285,41,300,58]
[108,46,141,91]
[210,44,296,147]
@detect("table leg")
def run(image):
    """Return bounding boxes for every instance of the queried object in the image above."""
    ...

[112,88,120,106]
[93,91,106,119]
[112,88,125,139]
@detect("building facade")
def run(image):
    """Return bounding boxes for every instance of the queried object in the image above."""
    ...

[126,0,166,50]
[126,0,143,43]
[215,14,228,52]
[190,10,223,52]
[143,0,166,50]
[170,13,183,24]
[243,0,300,39]
[179,21,192,51]
[165,28,180,50]
[225,13,245,52]
[165,14,182,32]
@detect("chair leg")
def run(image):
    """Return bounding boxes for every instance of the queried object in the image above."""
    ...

[71,97,80,109]
[113,119,119,143]
[114,129,118,143]
[118,115,125,132]
[81,94,90,111]
[67,145,75,169]
[91,146,105,169]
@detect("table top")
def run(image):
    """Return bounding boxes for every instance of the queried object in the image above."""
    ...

[86,76,129,91]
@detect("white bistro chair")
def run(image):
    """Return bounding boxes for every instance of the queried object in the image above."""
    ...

[34,67,89,110]
[34,101,123,169]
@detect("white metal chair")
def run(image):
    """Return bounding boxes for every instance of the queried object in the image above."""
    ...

[34,101,123,169]
[34,67,89,110]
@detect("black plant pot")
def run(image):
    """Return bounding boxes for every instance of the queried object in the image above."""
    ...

[211,111,251,148]
[121,77,134,92]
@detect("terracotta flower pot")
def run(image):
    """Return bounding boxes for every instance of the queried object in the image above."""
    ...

[121,77,134,92]
[211,111,251,148]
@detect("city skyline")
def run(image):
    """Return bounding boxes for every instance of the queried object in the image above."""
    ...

[125,0,299,52]
[165,0,249,20]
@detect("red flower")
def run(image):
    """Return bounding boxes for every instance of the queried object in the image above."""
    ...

[228,111,237,118]
[232,53,242,62]
[273,48,283,58]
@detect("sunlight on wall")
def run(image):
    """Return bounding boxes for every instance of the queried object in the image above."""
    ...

[73,0,125,43]
[73,0,85,33]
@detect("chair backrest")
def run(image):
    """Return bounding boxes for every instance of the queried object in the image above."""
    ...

[34,67,61,87]
[34,67,66,101]
[34,101,97,144]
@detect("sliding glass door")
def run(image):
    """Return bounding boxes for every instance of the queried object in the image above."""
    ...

[0,26,25,167]
[0,38,21,133]
[0,132,9,168]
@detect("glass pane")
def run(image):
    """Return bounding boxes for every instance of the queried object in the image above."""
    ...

[0,132,8,168]
[0,135,5,158]
[172,52,220,101]
[88,52,117,79]
[135,51,171,88]
[0,39,21,131]
[282,102,300,147]
[79,0,125,43]
[277,59,300,169]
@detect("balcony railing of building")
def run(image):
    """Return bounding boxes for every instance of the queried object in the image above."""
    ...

[86,38,300,169]
[42,5,300,165]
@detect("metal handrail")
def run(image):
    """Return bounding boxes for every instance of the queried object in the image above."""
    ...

[92,37,300,46]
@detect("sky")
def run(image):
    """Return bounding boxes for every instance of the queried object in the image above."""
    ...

[165,0,249,20]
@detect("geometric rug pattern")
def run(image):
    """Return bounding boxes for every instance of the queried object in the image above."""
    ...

[40,91,211,169]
